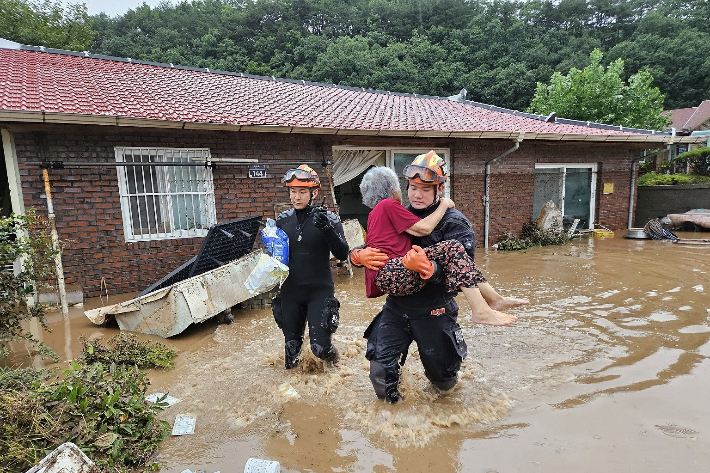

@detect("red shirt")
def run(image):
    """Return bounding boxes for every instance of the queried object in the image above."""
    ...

[364,198,421,297]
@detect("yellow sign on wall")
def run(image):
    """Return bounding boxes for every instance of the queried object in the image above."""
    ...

[603,183,614,194]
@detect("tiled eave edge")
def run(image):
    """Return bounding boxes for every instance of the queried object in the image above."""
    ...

[0,110,705,145]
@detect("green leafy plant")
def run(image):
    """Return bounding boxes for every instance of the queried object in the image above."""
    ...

[0,362,170,472]
[0,210,59,361]
[81,333,177,370]
[0,366,52,391]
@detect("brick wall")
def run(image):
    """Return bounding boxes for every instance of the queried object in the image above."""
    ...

[449,140,639,244]
[8,124,643,296]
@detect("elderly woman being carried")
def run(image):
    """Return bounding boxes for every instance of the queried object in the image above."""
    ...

[356,165,515,326]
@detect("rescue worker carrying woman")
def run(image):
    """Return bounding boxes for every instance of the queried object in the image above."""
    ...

[351,152,527,403]
[272,164,350,369]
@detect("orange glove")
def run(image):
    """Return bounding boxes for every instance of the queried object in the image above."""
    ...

[402,245,435,279]
[350,247,388,270]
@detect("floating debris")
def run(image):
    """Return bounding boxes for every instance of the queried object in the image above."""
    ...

[172,414,196,436]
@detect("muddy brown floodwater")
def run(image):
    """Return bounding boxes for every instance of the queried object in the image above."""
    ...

[9,233,710,472]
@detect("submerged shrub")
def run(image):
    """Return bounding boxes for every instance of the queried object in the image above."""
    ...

[497,222,569,251]
[81,333,177,369]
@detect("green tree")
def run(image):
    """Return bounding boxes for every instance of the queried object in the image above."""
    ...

[0,0,96,50]
[607,12,710,109]
[527,48,671,130]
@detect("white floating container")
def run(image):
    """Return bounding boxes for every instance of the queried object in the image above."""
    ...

[84,250,287,338]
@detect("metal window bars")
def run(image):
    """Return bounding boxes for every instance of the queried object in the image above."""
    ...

[116,147,217,241]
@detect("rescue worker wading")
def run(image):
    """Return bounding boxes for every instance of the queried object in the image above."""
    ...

[352,153,524,403]
[273,164,350,369]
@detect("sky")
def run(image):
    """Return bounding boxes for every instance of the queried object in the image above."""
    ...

[64,0,171,17]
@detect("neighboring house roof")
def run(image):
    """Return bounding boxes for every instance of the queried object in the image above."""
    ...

[664,107,696,131]
[0,43,701,144]
[664,100,710,132]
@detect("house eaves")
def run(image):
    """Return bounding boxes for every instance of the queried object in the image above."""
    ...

[0,42,705,146]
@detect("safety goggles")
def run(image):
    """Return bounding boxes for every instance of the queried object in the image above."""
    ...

[281,168,314,183]
[403,164,446,183]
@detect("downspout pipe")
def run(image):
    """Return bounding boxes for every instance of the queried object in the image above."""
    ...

[628,155,645,229]
[484,133,524,248]
[34,131,69,315]
[628,149,660,229]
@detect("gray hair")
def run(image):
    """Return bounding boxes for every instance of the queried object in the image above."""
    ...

[360,166,401,208]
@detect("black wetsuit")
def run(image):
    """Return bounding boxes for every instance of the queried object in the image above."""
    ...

[364,205,477,400]
[273,205,349,368]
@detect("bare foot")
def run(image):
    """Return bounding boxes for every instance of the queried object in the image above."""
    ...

[488,296,529,311]
[470,309,517,326]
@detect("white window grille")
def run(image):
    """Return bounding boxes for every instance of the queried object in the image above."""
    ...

[115,147,217,242]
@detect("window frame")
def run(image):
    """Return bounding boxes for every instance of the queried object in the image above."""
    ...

[534,163,598,229]
[115,147,217,242]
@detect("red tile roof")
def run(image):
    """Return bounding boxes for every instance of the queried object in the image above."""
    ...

[664,101,710,132]
[684,100,710,131]
[0,46,695,143]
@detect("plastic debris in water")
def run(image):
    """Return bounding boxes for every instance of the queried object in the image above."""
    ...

[278,382,301,400]
[145,392,181,406]
[172,414,196,436]
[25,442,94,473]
[180,470,220,473]
[244,458,281,473]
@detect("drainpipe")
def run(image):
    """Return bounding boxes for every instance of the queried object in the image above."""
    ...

[484,133,524,248]
[628,155,644,229]
[629,147,662,229]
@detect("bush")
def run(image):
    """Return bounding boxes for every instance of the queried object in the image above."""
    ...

[0,210,58,361]
[674,147,710,176]
[0,362,170,472]
[496,221,569,251]
[638,172,710,186]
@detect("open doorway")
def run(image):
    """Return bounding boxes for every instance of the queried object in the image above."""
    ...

[533,164,597,229]
[334,152,386,229]
[332,148,451,230]
[1,136,11,218]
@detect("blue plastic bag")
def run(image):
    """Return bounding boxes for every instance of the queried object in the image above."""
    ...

[261,218,289,265]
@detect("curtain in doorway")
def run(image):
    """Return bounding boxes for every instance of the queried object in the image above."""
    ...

[332,149,385,186]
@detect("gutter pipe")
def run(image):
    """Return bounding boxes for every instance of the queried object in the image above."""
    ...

[628,154,647,229]
[484,133,524,248]
[629,144,667,229]
[628,128,676,228]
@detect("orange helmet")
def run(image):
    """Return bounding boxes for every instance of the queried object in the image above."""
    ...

[282,164,320,188]
[403,151,447,185]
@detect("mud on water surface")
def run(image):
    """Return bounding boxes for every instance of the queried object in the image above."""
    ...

[12,233,710,472]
